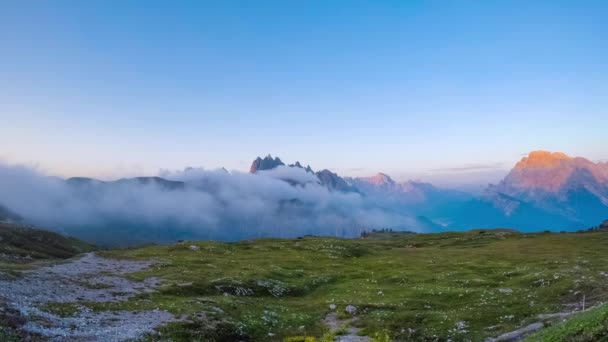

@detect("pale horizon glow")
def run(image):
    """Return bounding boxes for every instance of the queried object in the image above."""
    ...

[1,1,606,189]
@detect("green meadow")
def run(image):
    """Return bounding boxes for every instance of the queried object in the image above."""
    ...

[82,229,608,341]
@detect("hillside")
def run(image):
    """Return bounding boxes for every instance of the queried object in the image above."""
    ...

[0,224,96,341]
[2,227,608,341]
[0,223,95,263]
[527,303,608,341]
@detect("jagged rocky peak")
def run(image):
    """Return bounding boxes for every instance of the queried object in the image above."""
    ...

[250,154,285,173]
[248,155,357,192]
[514,150,572,169]
[288,161,315,174]
[500,150,607,193]
[316,169,357,193]
[366,172,396,186]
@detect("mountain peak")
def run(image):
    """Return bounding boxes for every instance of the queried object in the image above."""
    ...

[316,169,358,193]
[288,161,315,174]
[515,150,572,169]
[499,150,607,194]
[366,172,395,186]
[250,155,285,173]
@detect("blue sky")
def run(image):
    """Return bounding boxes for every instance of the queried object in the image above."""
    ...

[1,1,606,187]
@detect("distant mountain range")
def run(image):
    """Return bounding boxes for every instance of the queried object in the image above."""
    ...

[251,155,358,192]
[0,150,605,245]
[247,151,607,232]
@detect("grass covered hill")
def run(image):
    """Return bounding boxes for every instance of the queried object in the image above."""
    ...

[94,228,608,341]
[0,223,96,341]
[2,224,608,341]
[0,222,95,262]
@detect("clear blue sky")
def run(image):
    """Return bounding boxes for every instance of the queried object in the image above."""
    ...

[1,1,606,187]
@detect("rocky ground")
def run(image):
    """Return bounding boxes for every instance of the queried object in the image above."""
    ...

[0,252,177,341]
[324,311,371,342]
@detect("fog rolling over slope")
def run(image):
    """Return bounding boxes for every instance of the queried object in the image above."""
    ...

[0,159,424,246]
[0,151,606,246]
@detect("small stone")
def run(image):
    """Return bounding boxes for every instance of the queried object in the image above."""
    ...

[345,305,357,315]
[329,304,336,310]
[189,245,200,251]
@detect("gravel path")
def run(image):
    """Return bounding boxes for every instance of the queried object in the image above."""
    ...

[0,252,177,341]
[324,312,371,342]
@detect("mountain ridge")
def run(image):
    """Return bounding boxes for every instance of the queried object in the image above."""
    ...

[480,150,608,229]
[1,150,605,245]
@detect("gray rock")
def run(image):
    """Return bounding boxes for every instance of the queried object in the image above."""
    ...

[345,305,357,315]
[488,322,544,341]
[0,252,176,341]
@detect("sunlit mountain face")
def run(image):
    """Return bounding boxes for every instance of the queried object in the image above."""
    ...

[0,151,606,246]
[481,151,608,228]
[499,151,608,193]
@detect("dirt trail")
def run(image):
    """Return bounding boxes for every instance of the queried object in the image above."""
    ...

[324,312,371,342]
[0,252,176,341]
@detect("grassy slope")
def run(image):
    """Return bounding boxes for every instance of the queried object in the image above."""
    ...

[527,304,608,341]
[87,229,608,341]
[0,223,96,341]
[0,222,95,263]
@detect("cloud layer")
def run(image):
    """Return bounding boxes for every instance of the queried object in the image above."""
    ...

[0,163,419,246]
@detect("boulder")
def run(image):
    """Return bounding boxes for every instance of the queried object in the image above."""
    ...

[345,305,357,315]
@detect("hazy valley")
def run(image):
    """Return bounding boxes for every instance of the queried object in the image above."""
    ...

[1,151,607,247]
[2,152,608,340]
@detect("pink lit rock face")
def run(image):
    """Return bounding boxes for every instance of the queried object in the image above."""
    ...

[362,173,396,187]
[500,151,608,193]
[484,151,608,225]
[347,173,440,203]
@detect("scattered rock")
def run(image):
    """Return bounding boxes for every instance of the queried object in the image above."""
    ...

[488,322,544,341]
[324,311,370,342]
[537,312,575,320]
[499,288,513,294]
[329,304,336,310]
[0,252,177,341]
[345,305,357,315]
[189,245,200,251]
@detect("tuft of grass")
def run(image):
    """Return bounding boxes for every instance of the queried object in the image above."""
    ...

[39,302,81,317]
[0,330,22,342]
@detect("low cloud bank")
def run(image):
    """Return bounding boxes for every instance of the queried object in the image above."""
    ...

[0,163,420,246]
